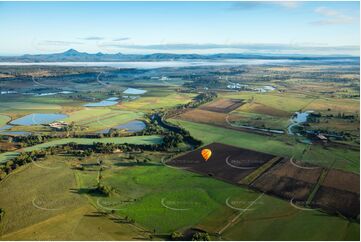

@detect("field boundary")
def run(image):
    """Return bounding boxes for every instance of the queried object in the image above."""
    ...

[240,156,283,185]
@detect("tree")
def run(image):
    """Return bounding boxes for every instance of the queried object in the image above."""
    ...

[192,232,210,241]
[170,231,184,241]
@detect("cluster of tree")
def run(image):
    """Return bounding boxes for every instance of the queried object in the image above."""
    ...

[92,183,113,197]
[183,76,222,89]
[0,130,188,181]
[192,232,210,241]
[189,92,217,108]
[149,113,202,148]
[309,112,357,121]
[170,232,184,241]
[11,134,52,146]
[336,113,357,120]
[0,150,47,180]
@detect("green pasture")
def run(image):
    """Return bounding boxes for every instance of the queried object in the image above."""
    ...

[229,111,289,130]
[221,92,314,113]
[119,93,195,111]
[0,114,11,126]
[222,195,359,240]
[62,108,144,132]
[76,161,359,239]
[0,102,61,113]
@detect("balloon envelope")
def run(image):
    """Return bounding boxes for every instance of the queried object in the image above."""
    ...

[201,149,212,161]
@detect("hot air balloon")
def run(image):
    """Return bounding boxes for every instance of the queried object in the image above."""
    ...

[201,149,212,161]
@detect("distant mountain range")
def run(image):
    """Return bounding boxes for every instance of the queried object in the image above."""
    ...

[0,49,358,62]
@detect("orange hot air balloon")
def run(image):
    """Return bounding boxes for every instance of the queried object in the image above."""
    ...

[201,149,212,161]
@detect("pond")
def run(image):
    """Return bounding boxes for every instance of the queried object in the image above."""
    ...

[287,111,313,135]
[123,88,147,95]
[10,113,68,126]
[97,120,146,134]
[105,97,119,101]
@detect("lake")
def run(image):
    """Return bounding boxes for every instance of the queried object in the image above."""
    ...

[123,88,147,95]
[10,113,68,126]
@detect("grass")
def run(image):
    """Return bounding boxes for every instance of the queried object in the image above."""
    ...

[0,102,61,113]
[62,108,114,123]
[118,93,195,111]
[221,92,314,113]
[83,112,144,132]
[169,119,359,173]
[229,111,290,130]
[0,155,144,240]
[0,114,10,126]
[75,157,359,240]
[62,108,144,132]
[222,195,359,240]
[77,164,263,234]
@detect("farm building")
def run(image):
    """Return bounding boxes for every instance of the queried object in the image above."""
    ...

[49,121,68,130]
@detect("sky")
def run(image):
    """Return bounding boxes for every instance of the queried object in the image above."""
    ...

[0,1,359,56]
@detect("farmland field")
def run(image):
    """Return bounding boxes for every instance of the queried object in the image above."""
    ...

[169,119,359,173]
[0,40,359,240]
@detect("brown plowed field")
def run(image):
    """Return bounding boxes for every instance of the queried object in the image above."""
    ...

[312,187,359,219]
[199,98,245,113]
[320,169,359,193]
[175,109,272,136]
[311,169,360,219]
[176,109,227,126]
[167,142,276,184]
[250,158,323,201]
[167,143,359,219]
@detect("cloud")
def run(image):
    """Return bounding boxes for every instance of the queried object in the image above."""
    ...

[40,40,83,46]
[97,43,359,55]
[113,37,130,41]
[80,36,104,41]
[229,1,300,11]
[311,7,355,25]
[276,1,301,9]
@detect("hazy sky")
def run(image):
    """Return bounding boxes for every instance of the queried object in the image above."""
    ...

[0,1,359,55]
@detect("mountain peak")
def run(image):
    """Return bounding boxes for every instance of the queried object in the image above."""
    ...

[63,48,80,55]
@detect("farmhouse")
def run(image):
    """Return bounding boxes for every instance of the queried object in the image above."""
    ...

[49,121,68,130]
[317,133,328,141]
